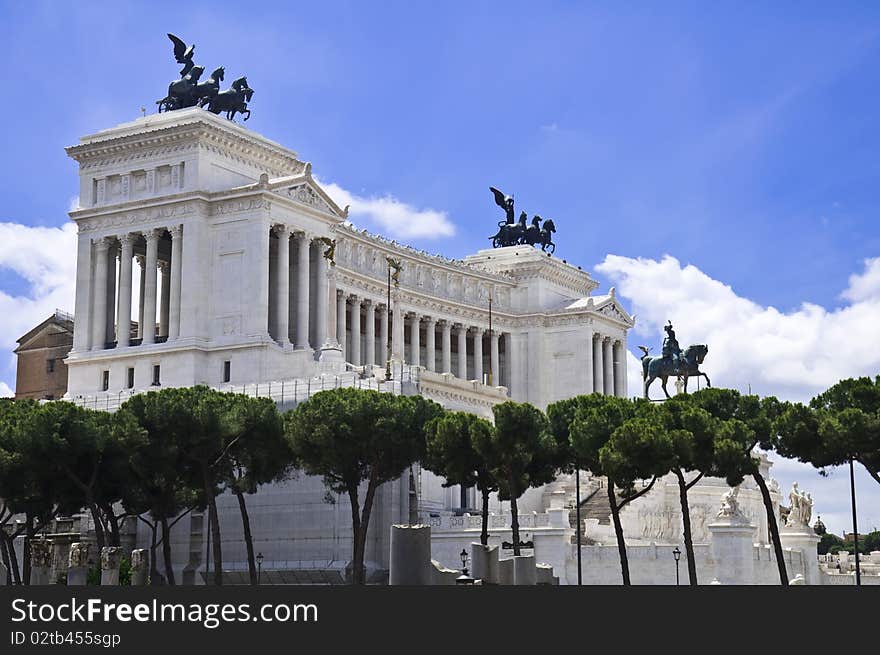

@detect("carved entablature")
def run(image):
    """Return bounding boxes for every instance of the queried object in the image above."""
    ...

[74,202,198,234]
[211,197,271,217]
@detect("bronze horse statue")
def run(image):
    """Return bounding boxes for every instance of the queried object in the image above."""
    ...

[204,77,254,121]
[640,344,710,399]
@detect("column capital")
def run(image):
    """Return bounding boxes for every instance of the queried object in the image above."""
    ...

[135,254,146,267]
[440,319,453,330]
[158,260,170,274]
[376,302,387,312]
[141,228,162,243]
[469,325,485,335]
[363,298,375,310]
[272,223,291,238]
[336,288,347,300]
[168,224,183,239]
[118,233,137,248]
[92,236,111,251]
[424,315,437,325]
[349,294,361,305]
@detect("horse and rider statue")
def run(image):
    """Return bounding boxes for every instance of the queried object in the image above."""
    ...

[488,187,557,253]
[156,34,255,121]
[639,321,711,399]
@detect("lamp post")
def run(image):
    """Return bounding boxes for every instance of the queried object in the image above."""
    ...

[487,295,493,386]
[385,264,392,382]
[456,548,474,585]
[672,546,681,586]
[256,552,264,586]
[575,462,582,586]
[849,457,862,586]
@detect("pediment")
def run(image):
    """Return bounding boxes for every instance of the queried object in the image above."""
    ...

[592,296,635,326]
[269,175,346,219]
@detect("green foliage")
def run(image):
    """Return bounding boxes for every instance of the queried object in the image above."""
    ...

[488,401,556,502]
[818,532,844,555]
[599,409,676,492]
[423,411,496,493]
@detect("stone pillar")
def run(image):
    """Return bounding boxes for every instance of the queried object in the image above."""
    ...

[473,328,484,382]
[471,543,499,584]
[584,329,594,393]
[593,334,603,394]
[315,250,330,346]
[425,318,436,372]
[513,555,537,586]
[457,324,468,379]
[158,261,170,338]
[490,330,500,386]
[409,314,420,367]
[780,525,821,585]
[137,255,146,339]
[336,291,348,360]
[379,303,389,366]
[364,301,376,368]
[708,511,756,585]
[168,225,183,340]
[441,321,452,373]
[600,339,611,395]
[73,232,94,352]
[105,241,118,342]
[350,297,362,365]
[130,549,148,586]
[29,540,53,585]
[66,542,90,586]
[142,230,159,345]
[273,225,291,347]
[391,292,403,361]
[100,546,122,586]
[91,238,110,351]
[620,338,628,398]
[116,234,134,348]
[295,233,310,349]
[389,524,432,585]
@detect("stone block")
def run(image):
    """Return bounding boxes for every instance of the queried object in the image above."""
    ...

[498,557,514,585]
[100,547,122,586]
[470,543,499,584]
[513,555,537,585]
[389,524,431,585]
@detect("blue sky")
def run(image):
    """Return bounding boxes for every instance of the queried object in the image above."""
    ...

[1,1,879,536]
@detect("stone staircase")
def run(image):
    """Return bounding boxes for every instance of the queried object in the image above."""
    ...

[569,482,629,544]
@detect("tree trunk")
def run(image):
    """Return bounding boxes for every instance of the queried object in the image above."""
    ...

[3,530,22,585]
[160,517,176,586]
[510,493,521,556]
[608,481,631,585]
[355,479,380,585]
[753,471,788,585]
[101,503,121,547]
[348,488,363,585]
[22,514,33,586]
[234,489,258,586]
[203,467,222,586]
[148,521,162,586]
[480,487,490,546]
[0,534,12,585]
[89,503,106,551]
[674,469,698,586]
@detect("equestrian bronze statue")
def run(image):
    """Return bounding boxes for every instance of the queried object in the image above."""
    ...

[156,33,254,120]
[639,321,710,399]
[488,187,557,253]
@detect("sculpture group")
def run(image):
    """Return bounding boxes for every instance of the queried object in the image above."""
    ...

[639,321,711,399]
[786,482,813,528]
[156,34,254,121]
[488,187,556,253]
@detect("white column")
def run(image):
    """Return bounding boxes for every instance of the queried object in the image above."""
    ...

[457,324,467,379]
[168,225,182,340]
[315,250,330,347]
[336,291,347,359]
[295,233,310,349]
[391,292,403,361]
[603,337,613,395]
[441,321,452,373]
[379,303,389,366]
[490,330,500,386]
[116,234,134,348]
[425,317,436,372]
[91,238,110,351]
[72,232,94,352]
[142,230,159,345]
[159,261,170,338]
[593,334,603,394]
[409,314,420,367]
[584,328,594,393]
[350,297,362,365]
[105,241,117,343]
[137,255,145,340]
[620,338,628,398]
[364,301,376,368]
[613,341,623,397]
[473,328,483,382]
[274,225,291,346]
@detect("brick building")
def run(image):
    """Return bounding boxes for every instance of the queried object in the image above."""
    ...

[14,309,74,400]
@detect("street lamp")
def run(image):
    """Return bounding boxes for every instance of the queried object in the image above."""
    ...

[456,548,474,585]
[256,552,264,585]
[672,546,681,586]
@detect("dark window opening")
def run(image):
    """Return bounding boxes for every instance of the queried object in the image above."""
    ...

[101,370,109,391]
[127,368,135,389]
[222,360,231,383]
[152,364,160,386]
[46,359,55,374]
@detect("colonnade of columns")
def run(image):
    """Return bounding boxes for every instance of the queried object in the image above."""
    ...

[86,225,183,351]
[332,292,509,385]
[592,333,627,398]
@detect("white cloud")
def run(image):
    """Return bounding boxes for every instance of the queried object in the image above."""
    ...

[0,381,13,398]
[0,221,77,387]
[598,254,880,402]
[320,180,455,240]
[600,253,880,536]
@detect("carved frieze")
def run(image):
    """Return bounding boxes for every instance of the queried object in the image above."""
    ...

[77,202,197,234]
